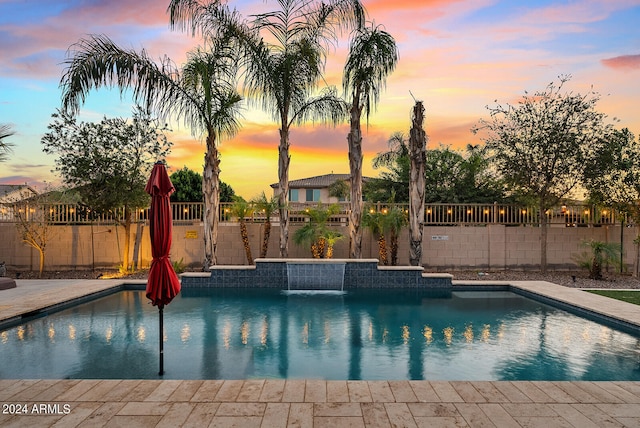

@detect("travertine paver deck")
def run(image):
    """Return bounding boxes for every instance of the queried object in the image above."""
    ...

[1,279,640,427]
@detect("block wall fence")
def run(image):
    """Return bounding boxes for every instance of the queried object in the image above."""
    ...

[0,222,636,272]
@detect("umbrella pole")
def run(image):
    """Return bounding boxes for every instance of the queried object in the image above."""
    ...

[159,304,164,376]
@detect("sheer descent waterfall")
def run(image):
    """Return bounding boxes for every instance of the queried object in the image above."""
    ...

[286,261,346,293]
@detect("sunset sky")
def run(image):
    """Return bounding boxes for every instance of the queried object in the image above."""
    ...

[1,0,639,198]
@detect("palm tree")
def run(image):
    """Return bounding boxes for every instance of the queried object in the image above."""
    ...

[231,196,255,265]
[579,240,621,280]
[251,191,279,258]
[321,229,344,259]
[362,208,388,265]
[59,34,242,268]
[409,101,427,266]
[373,132,409,169]
[169,0,365,258]
[293,204,341,258]
[0,124,14,162]
[385,204,407,266]
[343,22,398,259]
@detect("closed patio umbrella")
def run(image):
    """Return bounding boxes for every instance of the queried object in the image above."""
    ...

[145,161,181,376]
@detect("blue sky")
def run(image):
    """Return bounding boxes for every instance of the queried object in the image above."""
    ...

[1,0,639,197]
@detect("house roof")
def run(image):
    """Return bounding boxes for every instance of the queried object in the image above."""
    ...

[271,173,361,189]
[0,184,37,199]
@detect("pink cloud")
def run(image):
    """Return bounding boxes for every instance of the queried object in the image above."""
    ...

[519,0,640,25]
[601,54,640,71]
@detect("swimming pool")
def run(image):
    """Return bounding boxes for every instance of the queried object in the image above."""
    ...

[1,288,639,381]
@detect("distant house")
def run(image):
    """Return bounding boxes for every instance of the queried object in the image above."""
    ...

[271,173,371,204]
[0,184,38,221]
[0,184,37,204]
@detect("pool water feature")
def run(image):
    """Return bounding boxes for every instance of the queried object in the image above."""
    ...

[1,288,639,381]
[286,261,346,292]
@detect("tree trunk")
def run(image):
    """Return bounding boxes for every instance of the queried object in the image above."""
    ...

[260,221,271,258]
[37,247,45,278]
[348,95,363,259]
[539,200,548,273]
[390,230,399,266]
[278,126,291,258]
[634,232,639,277]
[378,235,388,265]
[203,133,221,268]
[132,222,143,270]
[409,101,427,266]
[239,220,253,265]
[122,207,132,272]
[326,243,334,259]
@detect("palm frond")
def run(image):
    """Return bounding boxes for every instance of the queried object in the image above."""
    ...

[291,87,348,126]
[60,34,182,120]
[343,22,398,121]
[0,124,15,162]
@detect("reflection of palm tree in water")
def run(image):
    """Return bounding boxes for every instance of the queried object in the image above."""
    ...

[349,311,362,380]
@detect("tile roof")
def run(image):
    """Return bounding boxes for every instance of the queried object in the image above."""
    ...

[0,184,36,199]
[271,173,372,189]
[271,174,350,189]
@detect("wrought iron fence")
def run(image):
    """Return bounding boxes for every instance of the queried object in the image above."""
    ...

[0,201,626,226]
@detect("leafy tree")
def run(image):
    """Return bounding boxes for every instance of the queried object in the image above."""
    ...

[12,189,70,277]
[170,166,236,204]
[0,124,14,162]
[219,182,235,203]
[474,75,611,272]
[41,107,171,271]
[583,128,640,274]
[230,196,254,265]
[368,135,506,204]
[170,167,203,203]
[424,145,506,203]
[251,191,279,258]
[169,0,365,257]
[328,179,350,201]
[343,22,398,259]
[59,33,242,269]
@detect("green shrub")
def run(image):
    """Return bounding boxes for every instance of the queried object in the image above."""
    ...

[172,258,186,274]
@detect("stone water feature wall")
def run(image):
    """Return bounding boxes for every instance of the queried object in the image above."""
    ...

[180,259,453,289]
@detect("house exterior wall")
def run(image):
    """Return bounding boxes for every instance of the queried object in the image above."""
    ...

[1,222,635,273]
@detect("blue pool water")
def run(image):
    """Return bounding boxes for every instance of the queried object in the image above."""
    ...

[1,288,639,381]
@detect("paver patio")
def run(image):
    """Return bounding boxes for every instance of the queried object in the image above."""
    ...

[0,279,639,427]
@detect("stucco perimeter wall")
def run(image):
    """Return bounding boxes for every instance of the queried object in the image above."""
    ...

[0,222,636,271]
[422,225,634,270]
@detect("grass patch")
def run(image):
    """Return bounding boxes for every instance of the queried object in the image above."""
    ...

[587,290,640,306]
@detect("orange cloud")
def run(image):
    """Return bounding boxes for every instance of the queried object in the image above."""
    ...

[601,54,640,71]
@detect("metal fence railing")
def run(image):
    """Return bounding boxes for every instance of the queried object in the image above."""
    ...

[0,201,625,227]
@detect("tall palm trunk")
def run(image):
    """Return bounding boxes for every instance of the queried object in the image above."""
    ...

[348,90,363,259]
[203,133,220,268]
[409,101,426,266]
[278,125,291,258]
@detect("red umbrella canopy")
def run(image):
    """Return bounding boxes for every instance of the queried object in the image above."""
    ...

[145,162,181,307]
